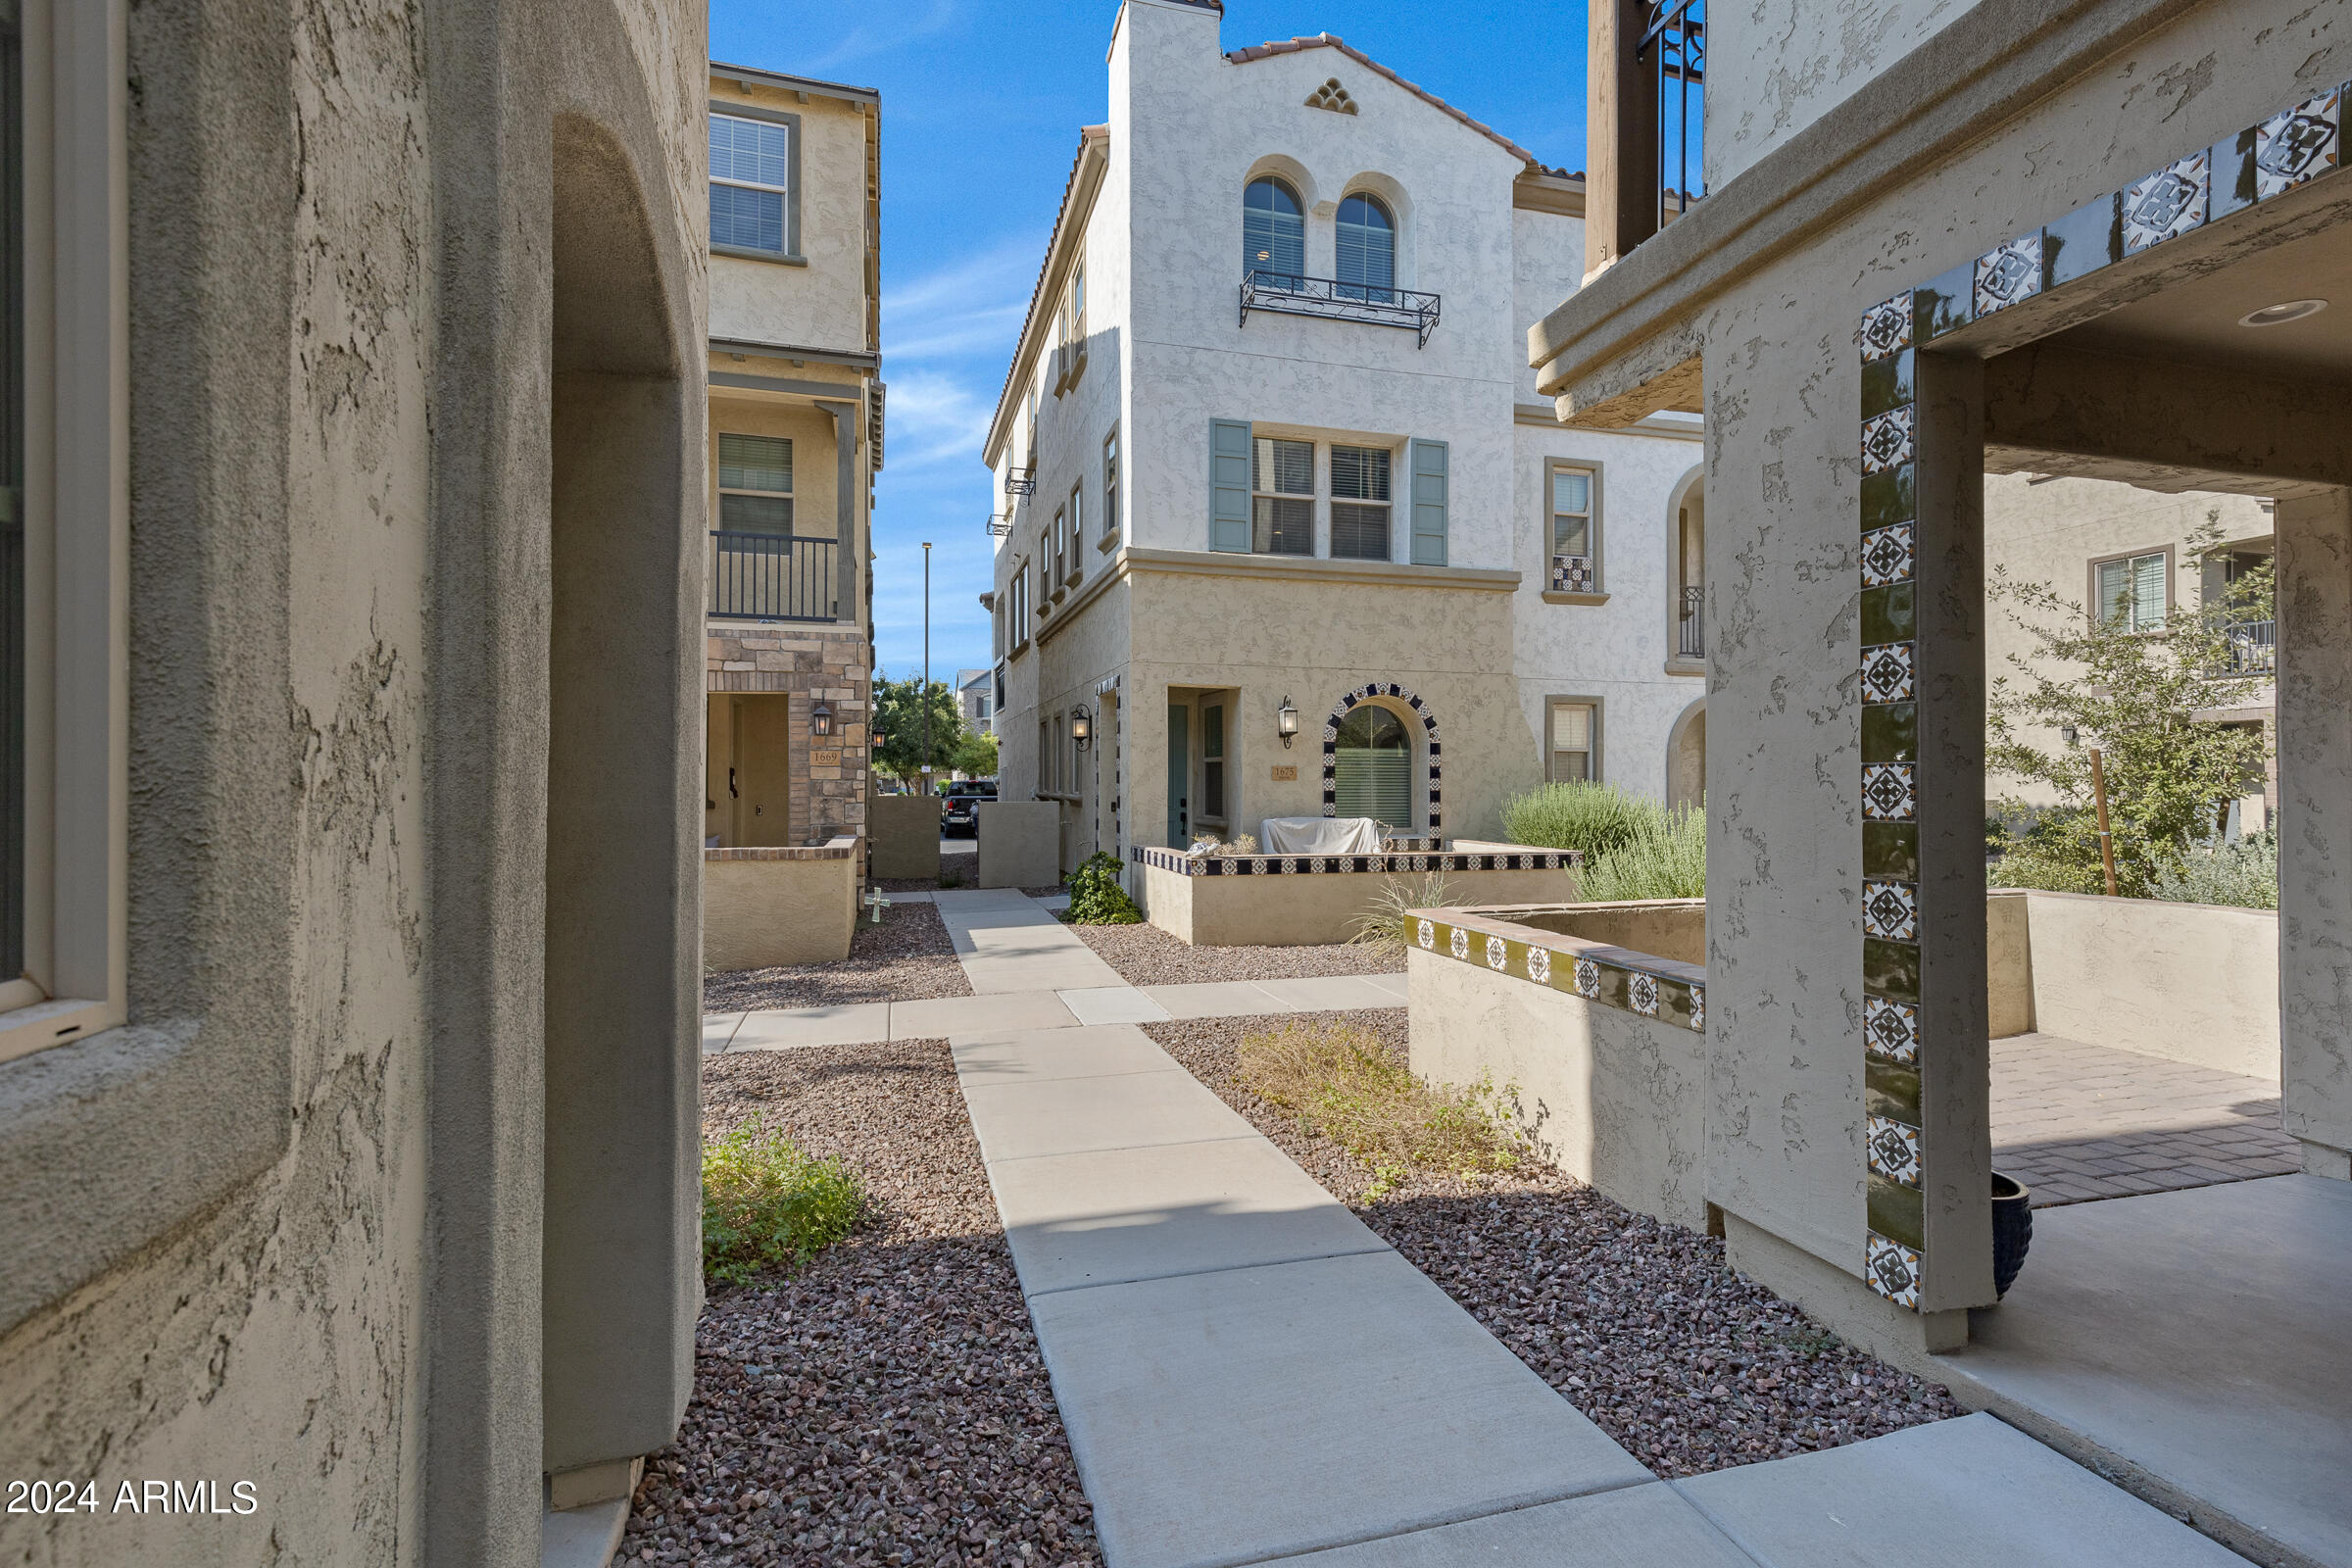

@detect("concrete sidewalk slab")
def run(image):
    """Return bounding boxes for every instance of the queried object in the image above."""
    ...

[1026,1249,1653,1568]
[961,953,1128,994]
[951,1023,1176,1086]
[1259,1483,1757,1567]
[960,1068,1257,1163]
[700,1013,743,1054]
[1361,971,1409,1002]
[891,990,1078,1041]
[730,1003,892,1051]
[1673,1413,2248,1568]
[991,1136,1389,1296]
[1059,985,1174,1025]
[1249,974,1411,1012]
[1142,979,1288,1019]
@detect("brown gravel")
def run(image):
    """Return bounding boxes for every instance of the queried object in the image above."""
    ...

[1070,920,1402,988]
[1147,1010,1965,1477]
[702,901,971,1013]
[620,1043,1100,1566]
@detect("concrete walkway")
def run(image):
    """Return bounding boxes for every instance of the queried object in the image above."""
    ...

[950,1017,2254,1567]
[704,888,1406,1054]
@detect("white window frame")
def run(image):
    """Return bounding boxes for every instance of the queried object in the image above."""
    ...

[1250,436,1315,557]
[1328,443,1394,562]
[708,106,801,263]
[1545,459,1602,599]
[2091,547,2171,633]
[715,432,793,534]
[1545,698,1601,784]
[1066,482,1084,582]
[1101,425,1120,550]
[0,0,128,1067]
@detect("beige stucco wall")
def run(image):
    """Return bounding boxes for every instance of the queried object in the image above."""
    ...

[1409,948,1709,1230]
[704,846,858,972]
[1987,892,2034,1041]
[869,795,943,880]
[1138,861,1582,947]
[1491,898,1705,966]
[710,392,844,539]
[708,80,870,350]
[979,801,1062,888]
[2019,891,2278,1080]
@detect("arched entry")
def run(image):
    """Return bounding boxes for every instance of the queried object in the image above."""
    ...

[1321,682,1442,833]
[1334,704,1412,831]
[1668,697,1706,809]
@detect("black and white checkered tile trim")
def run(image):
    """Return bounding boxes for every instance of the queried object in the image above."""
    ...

[1131,846,1570,877]
[1319,682,1443,832]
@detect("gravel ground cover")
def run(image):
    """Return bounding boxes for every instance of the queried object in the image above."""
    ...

[620,1043,1101,1566]
[702,901,970,1013]
[1070,920,1402,988]
[1146,1010,1965,1477]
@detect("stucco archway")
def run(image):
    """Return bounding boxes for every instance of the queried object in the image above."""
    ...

[1667,696,1705,810]
[1321,681,1442,834]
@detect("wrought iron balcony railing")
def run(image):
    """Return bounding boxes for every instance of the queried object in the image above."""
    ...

[1679,583,1704,658]
[1239,270,1442,348]
[1004,466,1037,496]
[986,512,1011,538]
[2209,616,2276,677]
[709,530,840,622]
[1642,0,1707,230]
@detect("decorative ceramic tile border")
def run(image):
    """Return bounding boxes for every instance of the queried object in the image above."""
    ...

[1411,908,1703,1034]
[1131,845,1572,877]
[706,837,859,861]
[1850,76,2346,1313]
[1549,553,1595,593]
[1320,682,1443,831]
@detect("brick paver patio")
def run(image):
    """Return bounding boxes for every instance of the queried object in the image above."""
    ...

[1991,1033,2299,1206]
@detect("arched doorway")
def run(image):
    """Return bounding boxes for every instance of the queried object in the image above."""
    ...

[1334,704,1413,833]
[1668,697,1706,809]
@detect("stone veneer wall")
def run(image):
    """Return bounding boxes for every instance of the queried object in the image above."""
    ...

[709,620,871,844]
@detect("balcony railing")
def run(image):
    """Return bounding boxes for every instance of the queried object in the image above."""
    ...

[1004,466,1037,497]
[1239,270,1442,348]
[1679,583,1704,658]
[2209,616,2276,677]
[709,530,839,622]
[1642,0,1707,230]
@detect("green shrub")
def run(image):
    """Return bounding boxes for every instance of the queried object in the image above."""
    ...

[1577,805,1706,901]
[1501,780,1664,858]
[1238,1020,1524,1190]
[1062,850,1143,924]
[701,1122,867,1286]
[1347,871,1456,958]
[2147,833,2277,909]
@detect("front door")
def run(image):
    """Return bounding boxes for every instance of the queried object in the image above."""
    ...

[1165,704,1189,847]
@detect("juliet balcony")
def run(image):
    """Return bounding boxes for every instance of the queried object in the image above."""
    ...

[1238,270,1443,348]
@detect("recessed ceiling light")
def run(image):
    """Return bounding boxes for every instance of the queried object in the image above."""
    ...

[2238,298,2328,327]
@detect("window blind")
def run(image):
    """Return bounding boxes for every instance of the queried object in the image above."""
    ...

[1252,437,1313,556]
[1551,467,1592,557]
[1330,445,1392,561]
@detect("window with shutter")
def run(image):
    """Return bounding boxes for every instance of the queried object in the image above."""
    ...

[1209,419,1252,552]
[1330,445,1392,561]
[1409,439,1448,564]
[1252,437,1315,555]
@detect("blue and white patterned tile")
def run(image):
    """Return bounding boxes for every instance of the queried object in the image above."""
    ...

[2123,150,2210,253]
[1860,641,1915,705]
[1868,1115,1924,1187]
[1860,406,1915,474]
[1861,523,1915,589]
[1861,761,1916,822]
[1858,292,1913,361]
[1867,1233,1923,1309]
[1863,878,1920,942]
[1866,994,1920,1063]
[1973,232,2042,316]
[2257,86,2342,200]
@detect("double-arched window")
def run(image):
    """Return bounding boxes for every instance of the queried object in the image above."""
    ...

[1244,176,1305,280]
[1336,193,1396,299]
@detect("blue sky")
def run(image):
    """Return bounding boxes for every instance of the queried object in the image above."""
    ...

[710,0,1593,687]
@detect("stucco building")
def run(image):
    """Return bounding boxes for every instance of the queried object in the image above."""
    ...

[702,64,880,851]
[982,0,1709,873]
[0,0,707,1563]
[1532,0,2352,1554]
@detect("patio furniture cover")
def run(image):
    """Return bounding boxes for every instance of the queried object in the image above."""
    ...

[1259,815,1385,856]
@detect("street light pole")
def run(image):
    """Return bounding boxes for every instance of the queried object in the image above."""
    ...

[921,541,933,797]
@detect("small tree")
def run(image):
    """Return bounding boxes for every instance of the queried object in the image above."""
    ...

[871,674,966,790]
[1986,521,2273,898]
[951,729,1000,780]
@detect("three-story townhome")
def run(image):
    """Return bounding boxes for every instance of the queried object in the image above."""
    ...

[982,0,1711,876]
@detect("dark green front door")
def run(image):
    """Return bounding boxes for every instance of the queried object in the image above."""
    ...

[1166,705,1189,847]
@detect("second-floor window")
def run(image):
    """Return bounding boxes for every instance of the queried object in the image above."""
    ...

[1548,462,1599,594]
[1067,484,1084,581]
[2095,550,2168,632]
[1252,437,1314,556]
[710,114,793,256]
[1329,445,1392,561]
[1335,194,1396,299]
[1244,176,1305,279]
[1102,427,1120,543]
[718,434,793,531]
[1051,510,1065,589]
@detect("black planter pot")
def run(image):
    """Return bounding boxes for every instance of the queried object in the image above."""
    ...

[1991,1172,2034,1298]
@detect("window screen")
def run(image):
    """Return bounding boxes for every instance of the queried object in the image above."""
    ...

[1550,702,1595,783]
[1252,437,1313,556]
[710,116,791,254]
[2096,552,2167,632]
[1330,445,1392,561]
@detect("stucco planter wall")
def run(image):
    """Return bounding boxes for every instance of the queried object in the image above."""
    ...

[869,795,943,881]
[1131,846,1579,947]
[703,839,859,972]
[979,801,1062,888]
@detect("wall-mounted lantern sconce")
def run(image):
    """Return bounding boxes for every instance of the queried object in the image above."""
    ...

[810,699,835,738]
[1277,695,1299,749]
[1071,705,1094,750]
[2061,724,2079,749]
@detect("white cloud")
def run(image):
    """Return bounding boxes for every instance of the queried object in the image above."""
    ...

[804,0,962,72]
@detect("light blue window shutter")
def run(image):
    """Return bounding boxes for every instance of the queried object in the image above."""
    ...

[1409,439,1449,565]
[1210,418,1252,553]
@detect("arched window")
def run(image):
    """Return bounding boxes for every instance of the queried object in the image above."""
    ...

[1333,703,1412,832]
[1243,177,1304,281]
[1336,193,1396,299]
